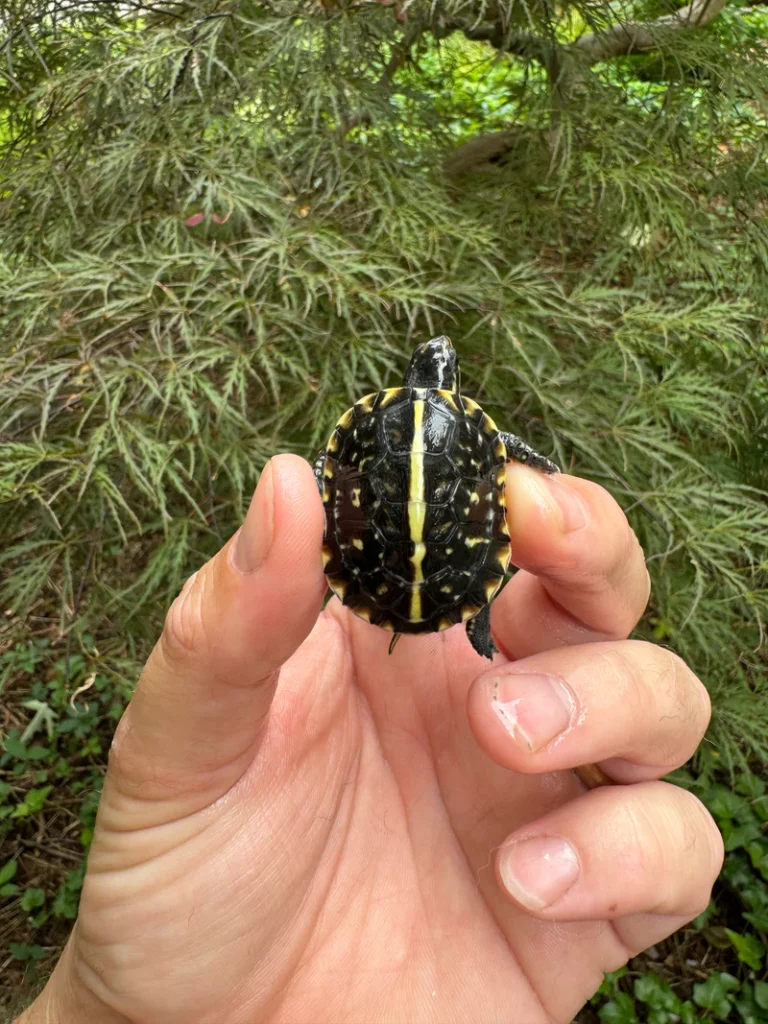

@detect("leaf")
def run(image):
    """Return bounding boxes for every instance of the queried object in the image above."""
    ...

[0,860,18,886]
[726,928,765,971]
[598,992,639,1024]
[9,942,48,961]
[11,785,54,818]
[0,883,19,896]
[755,982,768,1011]
[635,974,679,1010]
[21,887,46,912]
[694,974,740,1019]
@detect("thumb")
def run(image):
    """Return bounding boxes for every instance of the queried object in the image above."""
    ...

[103,454,326,825]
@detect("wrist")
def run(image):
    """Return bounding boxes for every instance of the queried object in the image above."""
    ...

[16,935,129,1024]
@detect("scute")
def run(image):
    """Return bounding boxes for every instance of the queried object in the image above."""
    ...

[321,386,510,634]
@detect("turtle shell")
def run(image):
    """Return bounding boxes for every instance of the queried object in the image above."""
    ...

[320,387,511,634]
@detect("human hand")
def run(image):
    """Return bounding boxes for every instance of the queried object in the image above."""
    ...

[21,455,723,1024]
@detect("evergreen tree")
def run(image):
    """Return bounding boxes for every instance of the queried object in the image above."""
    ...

[1,0,767,773]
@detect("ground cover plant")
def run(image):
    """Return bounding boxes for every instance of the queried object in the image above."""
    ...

[0,0,767,1020]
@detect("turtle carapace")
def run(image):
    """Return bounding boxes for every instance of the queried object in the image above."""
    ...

[314,336,560,659]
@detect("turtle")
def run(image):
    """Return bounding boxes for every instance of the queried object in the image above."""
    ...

[313,336,560,659]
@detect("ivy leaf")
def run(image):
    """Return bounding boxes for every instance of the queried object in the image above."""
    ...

[725,928,765,971]
[693,973,740,1019]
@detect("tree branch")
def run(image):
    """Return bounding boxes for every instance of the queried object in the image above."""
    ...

[571,0,729,64]
[435,16,548,61]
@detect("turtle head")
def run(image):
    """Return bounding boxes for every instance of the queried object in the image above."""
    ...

[403,336,459,390]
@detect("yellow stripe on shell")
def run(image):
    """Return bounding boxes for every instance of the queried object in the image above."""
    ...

[481,412,499,435]
[378,388,404,409]
[355,392,377,414]
[436,389,460,412]
[408,391,427,622]
[337,407,354,430]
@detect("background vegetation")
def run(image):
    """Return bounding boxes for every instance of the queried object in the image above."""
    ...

[1,0,767,1020]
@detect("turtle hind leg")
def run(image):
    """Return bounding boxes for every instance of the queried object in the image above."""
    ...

[466,604,497,660]
[499,432,560,475]
[313,449,327,494]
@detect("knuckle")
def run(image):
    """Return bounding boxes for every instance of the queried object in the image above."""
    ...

[611,642,711,768]
[676,788,725,882]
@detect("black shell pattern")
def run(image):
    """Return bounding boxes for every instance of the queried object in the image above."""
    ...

[320,387,511,634]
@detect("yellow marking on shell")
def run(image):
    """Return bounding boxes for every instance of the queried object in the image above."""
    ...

[496,545,511,572]
[485,578,502,602]
[351,488,361,507]
[359,456,373,471]
[481,412,499,435]
[338,407,354,430]
[323,461,334,478]
[378,387,403,409]
[440,584,452,594]
[352,538,364,550]
[446,546,453,555]
[379,619,395,632]
[355,392,376,414]
[355,605,372,622]
[321,545,333,568]
[466,536,490,547]
[470,492,480,505]
[462,396,480,416]
[499,517,510,538]
[377,583,389,596]
[408,393,427,622]
[329,577,347,599]
[437,388,460,412]
[461,605,481,622]
[494,439,506,459]
[495,467,506,488]
[327,431,340,453]
[322,485,330,502]
[438,617,454,631]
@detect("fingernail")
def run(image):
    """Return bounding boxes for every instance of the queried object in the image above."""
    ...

[232,461,274,574]
[508,465,589,535]
[490,674,577,752]
[541,475,589,533]
[499,835,579,909]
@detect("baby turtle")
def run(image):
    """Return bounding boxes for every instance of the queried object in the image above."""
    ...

[314,336,559,659]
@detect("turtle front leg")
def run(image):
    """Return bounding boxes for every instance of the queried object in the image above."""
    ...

[466,604,497,660]
[499,432,560,475]
[313,449,327,494]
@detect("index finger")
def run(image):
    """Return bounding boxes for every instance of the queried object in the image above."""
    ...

[491,464,650,660]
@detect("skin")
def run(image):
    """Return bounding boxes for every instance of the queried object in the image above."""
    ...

[20,456,723,1024]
